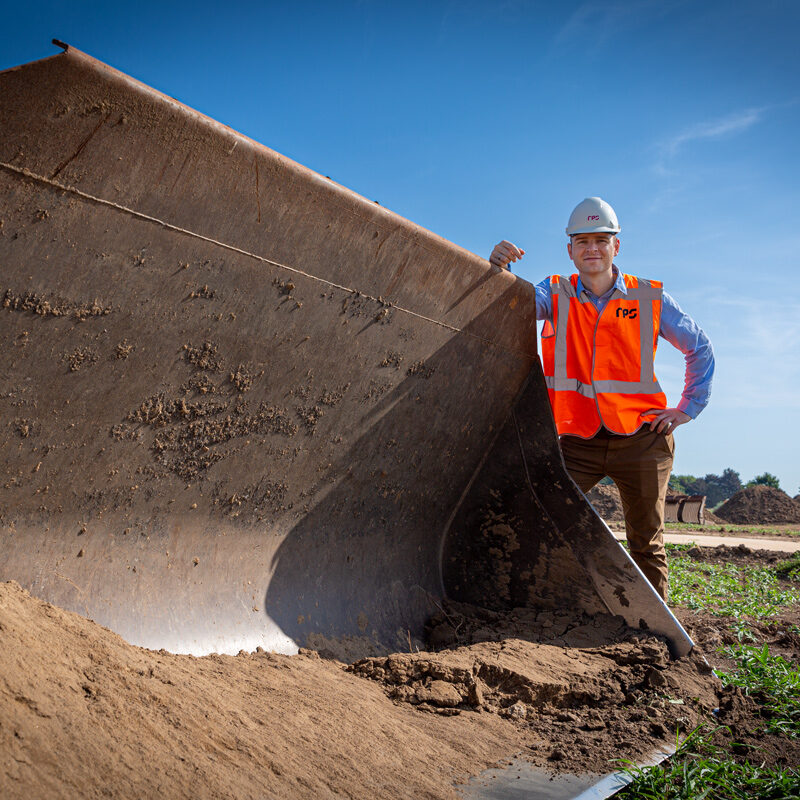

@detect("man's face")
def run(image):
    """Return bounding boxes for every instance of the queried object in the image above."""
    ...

[567,233,619,277]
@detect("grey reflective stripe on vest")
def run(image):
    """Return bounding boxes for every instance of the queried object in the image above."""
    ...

[631,279,660,384]
[544,376,664,396]
[551,277,572,382]
[553,275,577,298]
[549,275,663,396]
[624,285,662,300]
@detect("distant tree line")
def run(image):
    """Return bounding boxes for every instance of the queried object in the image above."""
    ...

[668,469,783,507]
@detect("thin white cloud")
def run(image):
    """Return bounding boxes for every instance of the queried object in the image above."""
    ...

[655,295,800,414]
[661,107,766,160]
[655,98,799,175]
[647,106,770,210]
[696,300,800,410]
[554,0,683,48]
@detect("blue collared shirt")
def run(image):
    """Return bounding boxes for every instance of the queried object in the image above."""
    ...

[534,266,714,419]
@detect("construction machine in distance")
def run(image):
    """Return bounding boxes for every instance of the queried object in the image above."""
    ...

[0,42,695,799]
[666,494,707,525]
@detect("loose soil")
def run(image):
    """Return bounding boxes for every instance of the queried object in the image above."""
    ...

[2,588,710,799]
[3,543,798,799]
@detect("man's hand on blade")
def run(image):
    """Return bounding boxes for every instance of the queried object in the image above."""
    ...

[490,240,525,269]
[643,408,691,435]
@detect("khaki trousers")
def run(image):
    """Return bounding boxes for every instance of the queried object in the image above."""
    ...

[559,427,674,600]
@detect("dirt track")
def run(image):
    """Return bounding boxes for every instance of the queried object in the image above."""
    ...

[614,530,800,552]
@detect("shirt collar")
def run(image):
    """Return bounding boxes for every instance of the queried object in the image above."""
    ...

[575,265,626,300]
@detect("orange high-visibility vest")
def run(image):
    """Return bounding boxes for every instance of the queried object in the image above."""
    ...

[540,273,667,438]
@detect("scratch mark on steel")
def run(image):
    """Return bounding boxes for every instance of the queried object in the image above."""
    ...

[155,155,170,187]
[156,120,189,188]
[51,112,111,179]
[255,155,262,224]
[53,571,90,617]
[384,254,410,297]
[374,226,398,258]
[170,151,192,194]
[0,161,537,361]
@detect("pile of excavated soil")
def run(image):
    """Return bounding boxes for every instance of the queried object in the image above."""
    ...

[715,485,800,525]
[585,483,624,522]
[1,582,723,799]
[682,542,787,565]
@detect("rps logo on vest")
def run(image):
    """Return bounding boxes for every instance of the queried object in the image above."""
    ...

[616,308,638,319]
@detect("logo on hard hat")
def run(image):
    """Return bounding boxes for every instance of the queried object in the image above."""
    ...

[566,197,620,236]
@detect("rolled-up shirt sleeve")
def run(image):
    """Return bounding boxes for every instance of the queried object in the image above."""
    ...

[658,291,714,418]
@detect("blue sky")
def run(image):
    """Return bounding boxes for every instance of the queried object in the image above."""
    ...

[3,1,799,495]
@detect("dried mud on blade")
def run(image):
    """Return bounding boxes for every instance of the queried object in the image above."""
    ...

[1,42,689,798]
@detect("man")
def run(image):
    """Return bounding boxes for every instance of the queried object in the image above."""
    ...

[490,197,714,601]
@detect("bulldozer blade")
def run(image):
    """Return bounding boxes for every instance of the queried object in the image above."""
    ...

[0,42,692,666]
[680,494,706,525]
[665,495,682,523]
[665,494,706,525]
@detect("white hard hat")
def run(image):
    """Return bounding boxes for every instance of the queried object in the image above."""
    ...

[566,197,620,236]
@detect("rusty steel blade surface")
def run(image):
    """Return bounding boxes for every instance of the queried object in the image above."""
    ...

[0,43,691,661]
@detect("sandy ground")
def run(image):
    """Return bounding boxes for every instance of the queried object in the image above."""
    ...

[2,537,799,800]
[2,580,722,800]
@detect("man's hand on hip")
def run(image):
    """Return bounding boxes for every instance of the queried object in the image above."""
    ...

[643,408,692,435]
[490,240,525,269]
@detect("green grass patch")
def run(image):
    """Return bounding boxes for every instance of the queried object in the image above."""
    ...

[716,644,800,736]
[774,552,800,580]
[618,728,800,799]
[668,551,800,620]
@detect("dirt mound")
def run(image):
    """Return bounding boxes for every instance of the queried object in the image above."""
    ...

[715,485,800,524]
[1,581,510,800]
[585,483,624,522]
[683,543,791,566]
[1,582,721,798]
